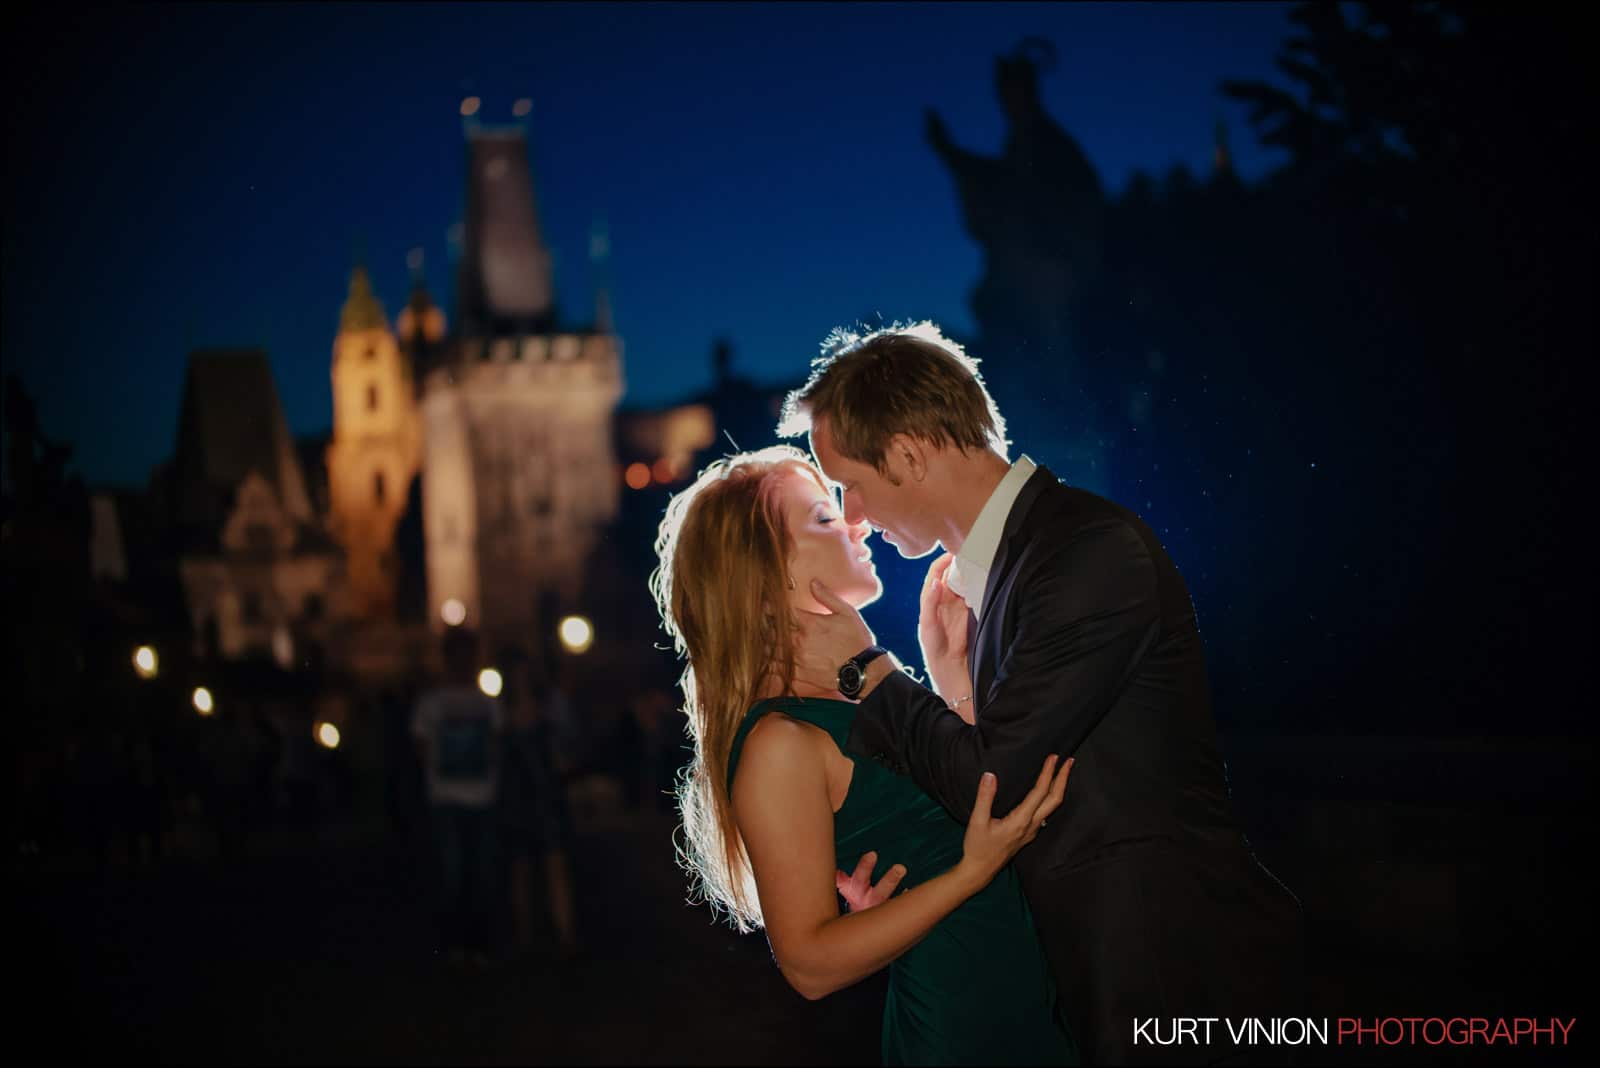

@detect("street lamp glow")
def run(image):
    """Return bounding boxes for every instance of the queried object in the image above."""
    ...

[558,615,594,654]
[316,722,341,749]
[133,646,158,679]
[192,687,215,716]
[441,598,466,626]
[478,668,504,697]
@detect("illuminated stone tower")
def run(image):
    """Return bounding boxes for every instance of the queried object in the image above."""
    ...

[420,121,624,653]
[325,264,423,619]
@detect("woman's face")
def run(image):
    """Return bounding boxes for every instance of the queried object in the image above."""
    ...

[777,466,882,612]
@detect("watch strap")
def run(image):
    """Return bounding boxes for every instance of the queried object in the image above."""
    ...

[850,645,888,670]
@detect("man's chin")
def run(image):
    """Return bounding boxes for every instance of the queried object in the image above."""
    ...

[880,529,935,559]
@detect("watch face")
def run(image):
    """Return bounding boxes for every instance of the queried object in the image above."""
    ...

[839,663,863,694]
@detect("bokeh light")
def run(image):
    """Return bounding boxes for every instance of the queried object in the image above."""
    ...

[625,462,650,490]
[192,687,214,716]
[441,598,466,626]
[133,645,158,679]
[558,614,594,654]
[460,96,481,117]
[478,667,504,697]
[316,722,341,749]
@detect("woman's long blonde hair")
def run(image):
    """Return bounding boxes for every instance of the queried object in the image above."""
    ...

[650,445,825,932]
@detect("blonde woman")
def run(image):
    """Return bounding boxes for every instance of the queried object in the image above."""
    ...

[653,446,1076,1065]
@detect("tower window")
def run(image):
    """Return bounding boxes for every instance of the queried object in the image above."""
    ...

[374,470,386,505]
[367,383,380,411]
[241,592,263,624]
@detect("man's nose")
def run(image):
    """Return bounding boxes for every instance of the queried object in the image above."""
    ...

[841,491,867,526]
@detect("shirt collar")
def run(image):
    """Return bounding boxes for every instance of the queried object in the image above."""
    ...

[946,455,1036,613]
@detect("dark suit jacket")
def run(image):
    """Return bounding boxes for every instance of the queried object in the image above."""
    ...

[848,466,1303,1064]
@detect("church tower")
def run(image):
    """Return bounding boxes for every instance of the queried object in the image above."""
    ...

[421,118,624,655]
[325,264,423,619]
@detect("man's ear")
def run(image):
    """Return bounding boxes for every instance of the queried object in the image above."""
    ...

[887,434,930,483]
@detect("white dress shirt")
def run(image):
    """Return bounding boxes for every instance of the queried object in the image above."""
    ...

[944,455,1037,617]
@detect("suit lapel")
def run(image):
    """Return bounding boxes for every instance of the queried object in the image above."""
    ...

[975,465,1057,627]
[971,466,1059,709]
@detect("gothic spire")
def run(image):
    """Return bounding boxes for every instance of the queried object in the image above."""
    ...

[341,263,388,333]
[397,247,447,345]
[455,125,554,336]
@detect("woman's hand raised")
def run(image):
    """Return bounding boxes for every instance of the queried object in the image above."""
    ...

[954,755,1073,891]
[917,553,969,669]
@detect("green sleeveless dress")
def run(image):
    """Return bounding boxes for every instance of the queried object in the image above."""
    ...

[729,696,1077,1066]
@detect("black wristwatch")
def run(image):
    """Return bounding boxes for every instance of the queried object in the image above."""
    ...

[837,645,888,700]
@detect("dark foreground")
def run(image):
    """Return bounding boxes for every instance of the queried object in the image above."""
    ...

[18,733,1593,1065]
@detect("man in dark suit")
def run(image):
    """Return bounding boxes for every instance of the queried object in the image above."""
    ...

[779,322,1303,1065]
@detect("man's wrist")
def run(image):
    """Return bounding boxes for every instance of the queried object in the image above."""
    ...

[853,653,899,701]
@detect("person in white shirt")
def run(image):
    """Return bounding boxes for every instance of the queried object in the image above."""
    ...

[778,320,1304,1065]
[411,626,503,967]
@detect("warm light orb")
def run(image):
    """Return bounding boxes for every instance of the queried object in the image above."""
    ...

[460,96,481,117]
[478,668,504,698]
[192,687,215,716]
[133,646,159,679]
[316,722,341,749]
[512,98,533,117]
[652,457,674,484]
[624,462,650,490]
[441,598,466,626]
[272,626,295,669]
[558,615,594,655]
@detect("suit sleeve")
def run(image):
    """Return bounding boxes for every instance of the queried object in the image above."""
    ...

[846,518,1161,819]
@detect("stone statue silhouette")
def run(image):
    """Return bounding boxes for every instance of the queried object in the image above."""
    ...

[926,39,1105,360]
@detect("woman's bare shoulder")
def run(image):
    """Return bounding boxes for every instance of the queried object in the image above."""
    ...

[733,712,829,800]
[742,710,827,761]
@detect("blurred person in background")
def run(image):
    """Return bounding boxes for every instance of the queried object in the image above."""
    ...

[498,647,581,964]
[205,704,257,863]
[631,685,687,813]
[411,627,503,968]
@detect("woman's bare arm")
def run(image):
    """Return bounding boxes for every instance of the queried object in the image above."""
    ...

[731,714,1068,1000]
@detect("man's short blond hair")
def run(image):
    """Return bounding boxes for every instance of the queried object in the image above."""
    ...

[777,320,1009,474]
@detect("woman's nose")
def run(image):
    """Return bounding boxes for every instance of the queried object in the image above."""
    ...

[848,519,871,543]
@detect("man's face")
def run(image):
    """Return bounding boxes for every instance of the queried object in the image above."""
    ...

[810,418,940,559]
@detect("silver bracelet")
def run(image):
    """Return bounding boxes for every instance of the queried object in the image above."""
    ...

[948,695,972,710]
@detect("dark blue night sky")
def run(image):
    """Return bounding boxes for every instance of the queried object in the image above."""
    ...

[6,1,1296,489]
